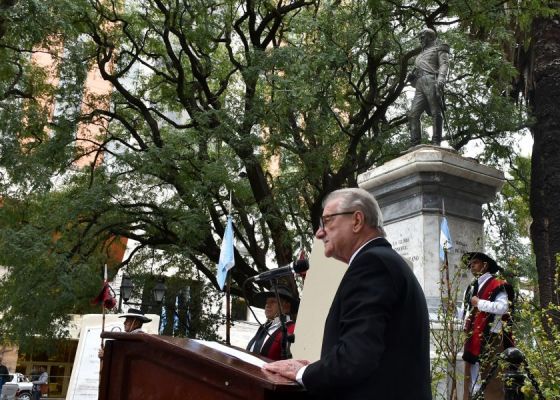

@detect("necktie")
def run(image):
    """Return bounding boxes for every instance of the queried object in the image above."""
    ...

[471,279,479,299]
[463,279,479,330]
[464,279,478,315]
[468,279,479,315]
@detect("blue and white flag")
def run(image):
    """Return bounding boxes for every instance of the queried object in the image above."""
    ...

[439,216,453,261]
[185,307,191,337]
[184,287,191,336]
[173,295,179,335]
[216,215,235,290]
[159,305,167,335]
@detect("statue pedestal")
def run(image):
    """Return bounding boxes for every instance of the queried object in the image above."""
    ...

[358,145,504,309]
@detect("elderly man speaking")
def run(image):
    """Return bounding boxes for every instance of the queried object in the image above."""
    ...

[263,188,432,400]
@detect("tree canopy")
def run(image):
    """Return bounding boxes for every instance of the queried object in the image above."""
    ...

[0,0,540,343]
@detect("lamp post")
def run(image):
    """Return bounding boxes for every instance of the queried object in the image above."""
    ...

[120,275,134,304]
[119,275,166,311]
[152,279,166,304]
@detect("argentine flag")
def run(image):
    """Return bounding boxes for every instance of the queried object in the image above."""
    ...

[439,216,453,261]
[216,215,235,290]
[159,305,167,335]
[173,295,179,334]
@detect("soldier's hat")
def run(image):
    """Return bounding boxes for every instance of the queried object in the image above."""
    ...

[119,308,152,323]
[252,285,300,313]
[463,252,501,274]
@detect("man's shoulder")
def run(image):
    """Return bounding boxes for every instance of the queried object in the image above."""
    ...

[360,238,400,258]
[353,239,410,273]
[488,276,515,297]
[486,275,507,287]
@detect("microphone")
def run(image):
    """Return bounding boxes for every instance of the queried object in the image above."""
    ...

[247,259,309,282]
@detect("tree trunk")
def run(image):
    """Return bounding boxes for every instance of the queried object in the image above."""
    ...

[529,13,560,326]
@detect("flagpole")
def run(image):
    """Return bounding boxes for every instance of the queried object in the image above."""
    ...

[443,245,458,400]
[101,264,107,346]
[99,301,105,391]
[441,200,458,400]
[225,274,231,345]
[216,190,235,345]
[225,190,232,345]
[99,264,107,390]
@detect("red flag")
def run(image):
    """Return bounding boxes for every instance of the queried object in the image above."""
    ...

[91,282,117,309]
[297,248,307,281]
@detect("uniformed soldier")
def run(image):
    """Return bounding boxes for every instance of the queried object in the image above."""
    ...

[407,28,450,146]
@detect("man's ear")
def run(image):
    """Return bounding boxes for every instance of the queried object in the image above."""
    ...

[352,210,365,232]
[479,262,490,274]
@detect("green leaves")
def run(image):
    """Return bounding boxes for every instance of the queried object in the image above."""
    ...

[0,0,543,345]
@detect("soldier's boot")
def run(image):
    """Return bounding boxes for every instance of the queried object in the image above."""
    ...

[409,117,422,146]
[432,114,443,145]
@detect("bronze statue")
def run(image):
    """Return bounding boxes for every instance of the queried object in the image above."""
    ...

[407,28,450,146]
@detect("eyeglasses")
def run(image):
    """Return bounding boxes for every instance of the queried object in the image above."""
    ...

[319,211,356,230]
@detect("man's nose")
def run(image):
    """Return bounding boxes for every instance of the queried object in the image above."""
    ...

[315,227,325,239]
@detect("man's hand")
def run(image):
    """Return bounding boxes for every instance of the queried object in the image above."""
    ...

[262,359,310,381]
[436,80,445,98]
[98,347,104,359]
[471,296,479,308]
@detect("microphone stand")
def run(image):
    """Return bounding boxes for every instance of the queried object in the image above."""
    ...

[272,279,293,360]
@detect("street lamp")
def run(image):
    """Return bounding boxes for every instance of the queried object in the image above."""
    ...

[119,275,166,308]
[120,275,134,303]
[152,279,166,303]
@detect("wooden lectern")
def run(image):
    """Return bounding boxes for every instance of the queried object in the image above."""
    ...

[99,332,310,400]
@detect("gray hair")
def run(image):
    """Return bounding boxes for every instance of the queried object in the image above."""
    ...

[323,188,386,237]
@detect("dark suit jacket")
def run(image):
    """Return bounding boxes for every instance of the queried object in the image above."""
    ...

[302,238,432,399]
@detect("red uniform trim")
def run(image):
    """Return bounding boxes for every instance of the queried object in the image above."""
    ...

[463,276,514,364]
[260,320,296,361]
